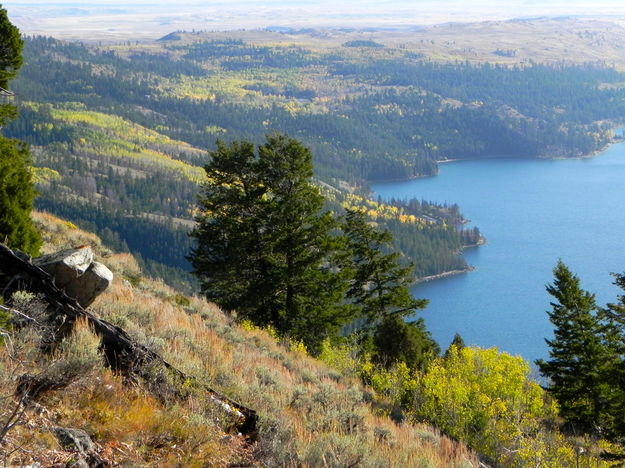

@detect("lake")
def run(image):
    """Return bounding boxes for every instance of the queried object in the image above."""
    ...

[372,141,625,366]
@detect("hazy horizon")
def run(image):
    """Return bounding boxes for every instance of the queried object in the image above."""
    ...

[6,0,625,41]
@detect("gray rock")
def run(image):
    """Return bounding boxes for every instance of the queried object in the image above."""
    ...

[52,427,95,455]
[63,261,113,308]
[34,247,113,307]
[34,247,95,289]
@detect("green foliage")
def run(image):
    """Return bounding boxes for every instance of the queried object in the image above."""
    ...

[601,273,625,441]
[372,316,439,371]
[0,138,41,255]
[340,208,438,369]
[190,134,350,351]
[343,208,427,323]
[444,332,466,359]
[0,6,22,91]
[536,260,613,434]
[0,9,40,256]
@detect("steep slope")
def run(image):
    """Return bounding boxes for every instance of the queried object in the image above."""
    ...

[0,212,478,467]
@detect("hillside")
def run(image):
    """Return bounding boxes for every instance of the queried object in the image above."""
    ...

[3,214,622,467]
[8,29,625,288]
[0,212,478,467]
[5,37,491,287]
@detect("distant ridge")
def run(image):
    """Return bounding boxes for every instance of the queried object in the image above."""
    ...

[157,31,182,41]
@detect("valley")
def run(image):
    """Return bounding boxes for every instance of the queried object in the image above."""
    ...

[7,24,625,290]
[4,4,625,464]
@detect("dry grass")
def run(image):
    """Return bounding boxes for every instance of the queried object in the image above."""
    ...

[0,212,479,466]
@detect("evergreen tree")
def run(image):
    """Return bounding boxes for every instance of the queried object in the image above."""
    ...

[342,208,427,324]
[342,208,436,368]
[256,134,351,348]
[598,272,625,440]
[0,8,40,255]
[536,260,612,434]
[373,315,439,371]
[0,6,22,90]
[189,134,350,351]
[0,139,41,255]
[444,332,466,359]
[189,139,267,316]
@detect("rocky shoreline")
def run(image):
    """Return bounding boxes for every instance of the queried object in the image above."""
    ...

[415,267,475,284]
[414,237,486,284]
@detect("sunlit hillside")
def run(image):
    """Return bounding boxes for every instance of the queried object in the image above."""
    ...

[0,212,479,467]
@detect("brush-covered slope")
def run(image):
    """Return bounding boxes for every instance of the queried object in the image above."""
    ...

[0,212,477,467]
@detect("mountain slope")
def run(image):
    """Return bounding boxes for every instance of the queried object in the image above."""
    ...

[0,212,478,467]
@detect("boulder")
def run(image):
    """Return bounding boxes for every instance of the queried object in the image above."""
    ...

[34,247,94,289]
[34,247,112,307]
[52,427,95,455]
[63,262,113,308]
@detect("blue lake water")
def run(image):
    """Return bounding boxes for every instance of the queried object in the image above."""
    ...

[372,142,625,366]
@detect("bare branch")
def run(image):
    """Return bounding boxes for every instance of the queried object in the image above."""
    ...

[0,396,27,445]
[0,304,37,323]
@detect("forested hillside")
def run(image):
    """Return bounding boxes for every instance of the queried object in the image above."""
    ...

[11,35,625,181]
[6,32,625,287]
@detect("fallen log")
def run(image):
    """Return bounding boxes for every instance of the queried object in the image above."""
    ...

[0,243,258,436]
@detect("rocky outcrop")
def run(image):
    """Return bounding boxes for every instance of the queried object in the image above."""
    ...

[33,247,113,307]
[52,426,109,468]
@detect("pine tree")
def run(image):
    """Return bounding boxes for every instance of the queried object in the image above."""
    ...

[373,315,439,371]
[0,8,41,255]
[0,139,41,255]
[189,134,350,351]
[342,208,427,324]
[536,260,612,434]
[598,272,625,440]
[342,208,436,368]
[189,139,267,316]
[444,332,466,359]
[0,6,22,90]
[256,134,351,348]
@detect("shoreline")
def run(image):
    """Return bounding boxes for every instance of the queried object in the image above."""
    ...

[415,267,475,284]
[414,237,486,284]
[433,126,625,169]
[538,137,621,161]
[370,171,438,184]
[436,140,618,165]
[372,131,624,184]
[462,237,486,249]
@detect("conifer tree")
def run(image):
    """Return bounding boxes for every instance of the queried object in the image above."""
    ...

[444,332,466,359]
[0,6,22,91]
[0,7,41,255]
[342,208,427,323]
[536,260,611,433]
[372,315,439,370]
[342,208,437,368]
[190,134,350,351]
[598,272,625,440]
[0,139,41,255]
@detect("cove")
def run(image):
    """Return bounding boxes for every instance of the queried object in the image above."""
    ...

[372,142,625,365]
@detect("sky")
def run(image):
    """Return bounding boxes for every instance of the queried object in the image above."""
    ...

[6,0,625,40]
